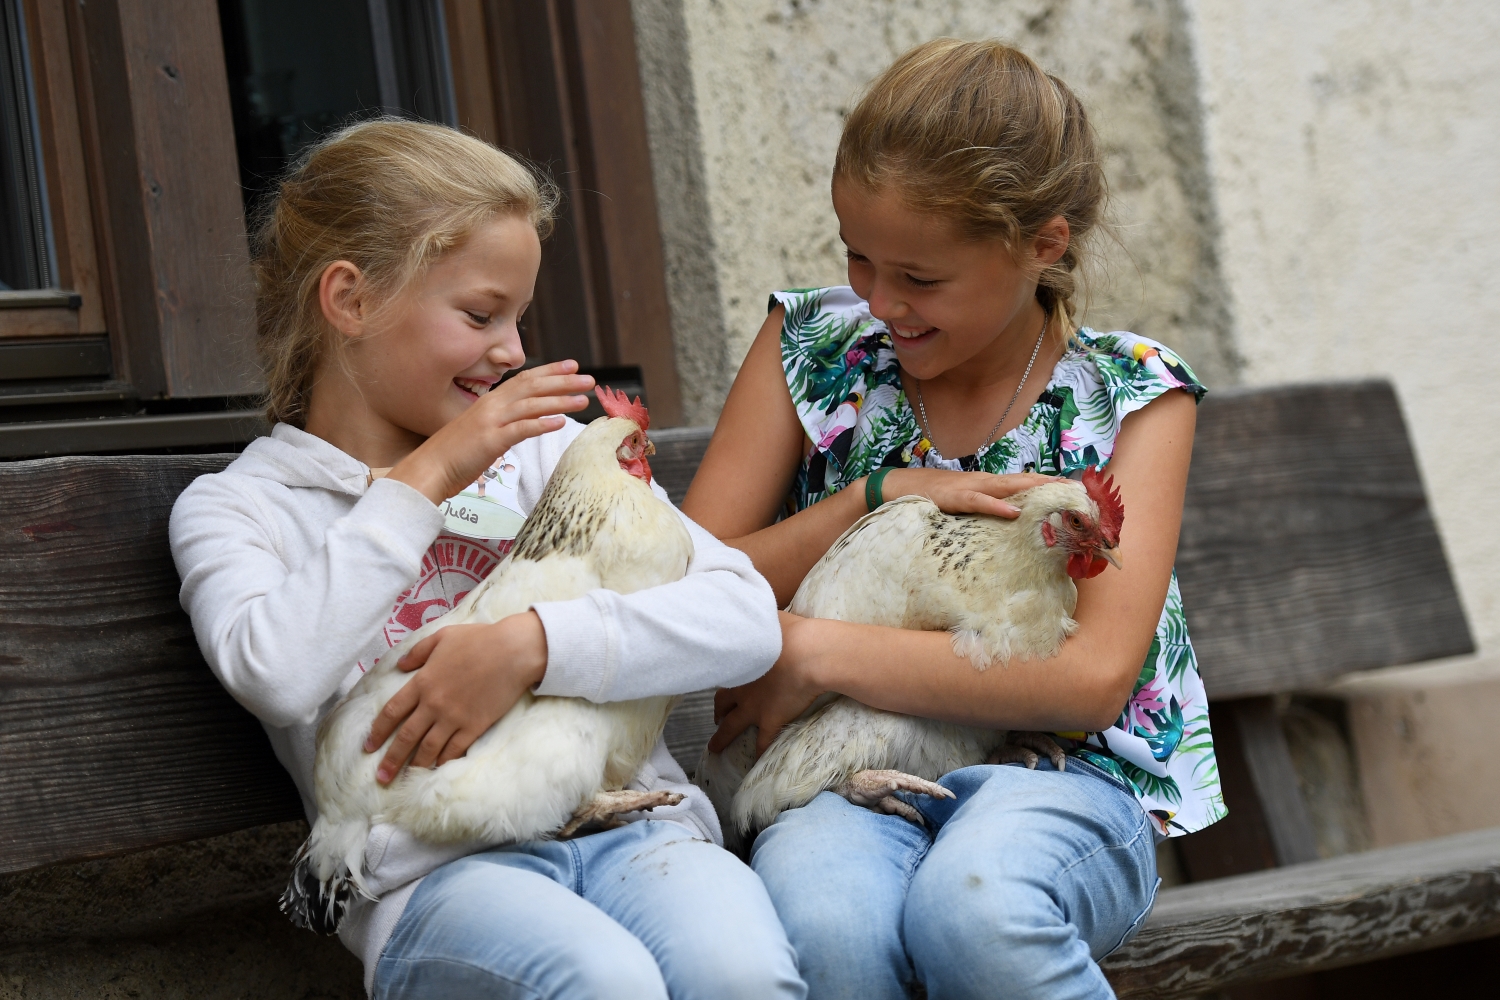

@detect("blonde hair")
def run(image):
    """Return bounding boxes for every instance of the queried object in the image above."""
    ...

[250,118,559,427]
[835,38,1106,341]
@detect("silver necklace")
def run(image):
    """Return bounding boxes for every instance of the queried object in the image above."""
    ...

[913,312,1049,460]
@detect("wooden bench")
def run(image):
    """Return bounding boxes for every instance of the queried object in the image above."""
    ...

[3,380,1495,997]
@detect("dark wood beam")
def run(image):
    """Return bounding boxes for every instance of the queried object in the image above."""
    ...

[69,0,257,398]
[556,0,681,426]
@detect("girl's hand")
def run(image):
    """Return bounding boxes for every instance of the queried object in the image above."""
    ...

[877,468,1061,519]
[365,611,548,784]
[709,612,829,756]
[390,361,596,505]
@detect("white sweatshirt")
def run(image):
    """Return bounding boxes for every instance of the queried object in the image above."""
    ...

[169,419,779,986]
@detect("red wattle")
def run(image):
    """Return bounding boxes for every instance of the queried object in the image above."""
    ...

[1085,556,1109,579]
[1066,552,1090,579]
[620,457,653,483]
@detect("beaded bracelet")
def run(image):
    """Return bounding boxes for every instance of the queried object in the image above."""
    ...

[866,467,895,513]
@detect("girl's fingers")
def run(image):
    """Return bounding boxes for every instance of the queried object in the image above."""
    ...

[959,491,1021,518]
[396,634,440,673]
[515,359,581,378]
[377,706,434,784]
[713,686,740,723]
[754,719,784,757]
[409,719,458,771]
[493,370,595,404]
[707,705,755,753]
[366,680,421,751]
[974,472,1058,498]
[434,729,477,767]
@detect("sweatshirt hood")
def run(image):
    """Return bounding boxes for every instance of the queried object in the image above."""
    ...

[225,423,373,496]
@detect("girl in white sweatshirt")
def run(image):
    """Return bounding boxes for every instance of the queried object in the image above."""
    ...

[170,119,805,1000]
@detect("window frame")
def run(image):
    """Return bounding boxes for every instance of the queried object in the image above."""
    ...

[0,0,105,343]
[1,0,680,459]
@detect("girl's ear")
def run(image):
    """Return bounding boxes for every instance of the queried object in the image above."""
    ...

[319,260,368,339]
[1031,215,1071,269]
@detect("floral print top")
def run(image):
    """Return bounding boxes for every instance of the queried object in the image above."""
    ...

[773,285,1225,837]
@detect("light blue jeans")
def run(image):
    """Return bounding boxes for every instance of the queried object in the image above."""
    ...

[751,760,1160,1000]
[374,819,807,999]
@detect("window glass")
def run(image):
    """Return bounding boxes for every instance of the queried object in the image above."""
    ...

[0,0,55,291]
[218,0,457,213]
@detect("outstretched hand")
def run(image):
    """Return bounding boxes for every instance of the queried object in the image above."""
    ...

[709,612,828,757]
[365,611,548,784]
[879,468,1061,519]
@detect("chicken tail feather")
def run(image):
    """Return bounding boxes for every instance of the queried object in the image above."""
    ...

[279,825,371,935]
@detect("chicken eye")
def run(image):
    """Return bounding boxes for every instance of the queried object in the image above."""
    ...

[1068,513,1083,528]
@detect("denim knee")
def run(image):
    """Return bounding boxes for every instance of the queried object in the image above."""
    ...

[665,937,805,1000]
[904,868,1102,1000]
[375,857,670,1000]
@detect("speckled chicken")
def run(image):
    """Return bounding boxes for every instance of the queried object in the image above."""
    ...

[698,469,1123,850]
[283,388,692,932]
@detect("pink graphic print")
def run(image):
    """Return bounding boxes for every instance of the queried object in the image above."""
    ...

[378,534,514,654]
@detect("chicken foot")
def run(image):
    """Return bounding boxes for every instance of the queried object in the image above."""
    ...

[988,731,1069,771]
[835,769,957,826]
[557,789,685,839]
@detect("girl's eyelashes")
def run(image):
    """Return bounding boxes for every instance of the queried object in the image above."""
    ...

[843,249,936,287]
[464,310,491,326]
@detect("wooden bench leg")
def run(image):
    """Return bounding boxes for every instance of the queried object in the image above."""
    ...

[1177,696,1318,880]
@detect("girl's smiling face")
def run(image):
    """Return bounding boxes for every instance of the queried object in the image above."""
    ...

[832,179,1067,383]
[310,212,542,459]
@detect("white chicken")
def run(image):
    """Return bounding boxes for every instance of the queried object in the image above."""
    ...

[283,388,693,933]
[698,468,1124,850]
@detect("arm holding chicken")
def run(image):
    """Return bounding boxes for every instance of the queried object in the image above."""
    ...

[707,390,1194,746]
[685,309,1196,843]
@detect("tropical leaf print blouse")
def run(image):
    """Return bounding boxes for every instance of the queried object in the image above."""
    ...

[773,285,1225,838]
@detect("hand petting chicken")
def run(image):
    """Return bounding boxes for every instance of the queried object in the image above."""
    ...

[698,468,1124,850]
[283,388,692,933]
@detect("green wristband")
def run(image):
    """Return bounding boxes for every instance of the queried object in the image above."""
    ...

[866,467,895,512]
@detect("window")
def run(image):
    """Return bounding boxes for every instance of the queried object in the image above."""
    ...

[1,0,678,459]
[0,0,54,293]
[218,0,458,212]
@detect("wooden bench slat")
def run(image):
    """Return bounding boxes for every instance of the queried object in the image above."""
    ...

[1177,381,1473,698]
[1,455,300,871]
[645,425,713,505]
[1104,826,1500,997]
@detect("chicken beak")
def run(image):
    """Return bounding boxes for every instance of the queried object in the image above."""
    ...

[643,438,657,457]
[1099,546,1122,570]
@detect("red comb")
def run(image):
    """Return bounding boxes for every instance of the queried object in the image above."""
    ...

[1082,465,1124,546]
[595,385,649,431]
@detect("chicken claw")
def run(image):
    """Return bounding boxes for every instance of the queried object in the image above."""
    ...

[558,789,685,839]
[988,731,1069,771]
[835,769,956,827]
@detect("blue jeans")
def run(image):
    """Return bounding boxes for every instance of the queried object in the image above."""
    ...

[374,820,807,999]
[751,761,1159,1000]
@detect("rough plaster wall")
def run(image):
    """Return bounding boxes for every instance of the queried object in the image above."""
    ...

[630,0,733,425]
[1190,0,1500,649]
[634,0,1238,424]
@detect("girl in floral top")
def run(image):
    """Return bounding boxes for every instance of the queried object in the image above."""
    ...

[683,39,1222,1000]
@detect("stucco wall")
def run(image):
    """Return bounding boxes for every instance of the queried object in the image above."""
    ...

[1189,0,1500,649]
[636,0,1500,649]
[634,0,1239,426]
